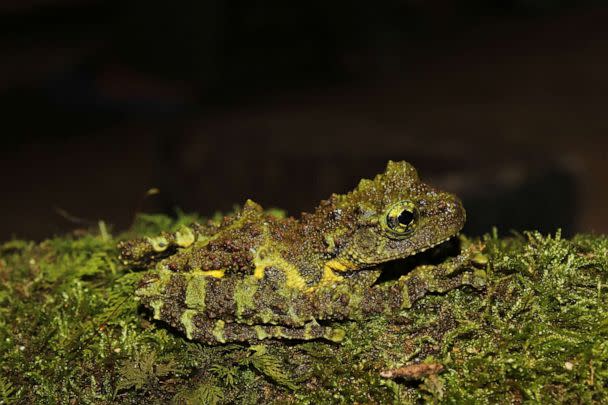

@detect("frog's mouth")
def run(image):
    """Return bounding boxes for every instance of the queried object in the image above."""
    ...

[349,230,463,268]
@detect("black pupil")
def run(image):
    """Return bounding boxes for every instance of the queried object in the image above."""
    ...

[397,209,414,226]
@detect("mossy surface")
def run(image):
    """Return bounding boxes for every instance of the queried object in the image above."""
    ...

[0,214,607,404]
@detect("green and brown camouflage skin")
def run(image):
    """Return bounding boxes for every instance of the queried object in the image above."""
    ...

[119,161,472,344]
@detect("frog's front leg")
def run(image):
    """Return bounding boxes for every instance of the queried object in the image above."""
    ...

[359,253,486,317]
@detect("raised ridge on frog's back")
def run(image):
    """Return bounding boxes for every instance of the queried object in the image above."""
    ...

[119,161,475,344]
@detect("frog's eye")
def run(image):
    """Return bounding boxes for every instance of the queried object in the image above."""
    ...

[381,201,419,239]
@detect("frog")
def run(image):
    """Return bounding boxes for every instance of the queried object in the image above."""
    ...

[119,161,481,344]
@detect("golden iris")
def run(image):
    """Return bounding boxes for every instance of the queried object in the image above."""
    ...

[381,201,419,239]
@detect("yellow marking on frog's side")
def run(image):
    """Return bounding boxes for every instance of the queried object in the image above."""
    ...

[253,264,265,279]
[308,259,354,289]
[317,266,344,287]
[252,257,306,289]
[203,269,226,278]
[191,269,225,278]
[283,263,307,289]
[324,258,356,272]
[252,224,307,290]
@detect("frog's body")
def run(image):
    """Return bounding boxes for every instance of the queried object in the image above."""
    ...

[119,161,473,344]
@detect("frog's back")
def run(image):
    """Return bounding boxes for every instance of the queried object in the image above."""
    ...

[119,200,292,275]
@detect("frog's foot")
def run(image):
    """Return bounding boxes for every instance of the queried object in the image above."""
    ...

[175,312,345,344]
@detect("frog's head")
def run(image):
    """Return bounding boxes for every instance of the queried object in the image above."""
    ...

[329,161,465,266]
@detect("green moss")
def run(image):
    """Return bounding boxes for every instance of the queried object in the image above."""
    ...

[0,215,607,404]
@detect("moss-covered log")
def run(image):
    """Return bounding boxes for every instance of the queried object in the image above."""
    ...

[0,214,606,404]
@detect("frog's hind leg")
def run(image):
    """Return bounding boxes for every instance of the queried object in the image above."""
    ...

[177,311,345,344]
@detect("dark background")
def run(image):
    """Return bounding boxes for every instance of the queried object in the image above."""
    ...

[2,1,607,240]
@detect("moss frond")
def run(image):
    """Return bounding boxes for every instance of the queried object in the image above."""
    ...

[0,376,18,404]
[116,348,179,392]
[245,345,297,390]
[172,380,224,405]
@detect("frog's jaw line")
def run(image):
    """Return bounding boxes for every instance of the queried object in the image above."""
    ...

[412,233,459,255]
[353,233,460,266]
[406,233,459,256]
